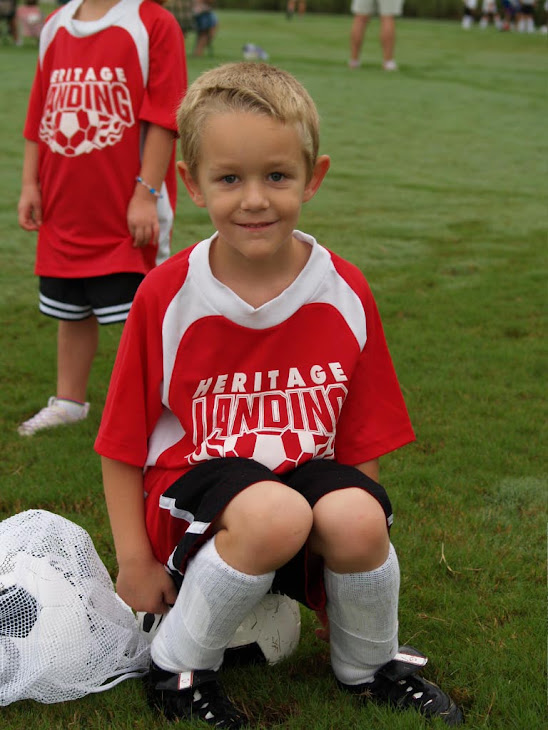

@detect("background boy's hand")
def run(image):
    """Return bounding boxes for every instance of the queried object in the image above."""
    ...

[127,190,160,248]
[18,183,43,231]
[116,554,178,614]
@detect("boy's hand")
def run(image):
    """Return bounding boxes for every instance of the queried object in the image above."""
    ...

[127,189,160,248]
[116,554,178,614]
[18,183,43,231]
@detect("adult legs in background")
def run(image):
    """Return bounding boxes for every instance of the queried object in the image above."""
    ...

[379,15,397,68]
[349,14,370,67]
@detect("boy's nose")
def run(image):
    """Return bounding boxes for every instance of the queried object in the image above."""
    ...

[240,182,269,211]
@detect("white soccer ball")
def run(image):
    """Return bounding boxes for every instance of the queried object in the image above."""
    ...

[0,549,149,705]
[137,593,301,666]
[51,109,100,156]
[226,593,301,665]
[0,553,97,697]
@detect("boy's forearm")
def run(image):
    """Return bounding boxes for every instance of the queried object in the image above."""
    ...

[135,123,176,194]
[355,458,380,483]
[101,456,154,564]
[21,140,40,187]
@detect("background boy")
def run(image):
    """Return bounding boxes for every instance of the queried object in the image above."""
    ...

[17,0,186,435]
[95,62,464,728]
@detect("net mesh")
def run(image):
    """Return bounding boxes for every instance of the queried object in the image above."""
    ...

[0,509,151,705]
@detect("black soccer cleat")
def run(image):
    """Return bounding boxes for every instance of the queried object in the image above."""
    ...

[146,661,247,727]
[339,645,464,726]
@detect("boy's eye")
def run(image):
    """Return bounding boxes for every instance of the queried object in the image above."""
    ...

[269,172,285,182]
[222,175,238,184]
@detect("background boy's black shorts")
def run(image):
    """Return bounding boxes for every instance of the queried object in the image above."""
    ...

[39,273,144,325]
[164,457,393,611]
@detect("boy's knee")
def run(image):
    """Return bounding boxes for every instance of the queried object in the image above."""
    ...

[311,488,390,571]
[216,482,313,572]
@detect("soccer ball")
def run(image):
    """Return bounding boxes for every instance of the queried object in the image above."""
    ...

[224,430,317,472]
[0,544,149,705]
[0,553,97,700]
[52,109,100,156]
[225,593,301,665]
[137,593,301,666]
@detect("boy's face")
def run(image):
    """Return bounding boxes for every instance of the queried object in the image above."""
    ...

[178,111,329,270]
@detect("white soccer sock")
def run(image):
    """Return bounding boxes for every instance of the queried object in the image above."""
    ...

[55,398,88,416]
[151,537,274,673]
[325,543,400,685]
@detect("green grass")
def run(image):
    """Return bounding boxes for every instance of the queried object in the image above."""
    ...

[1,10,547,729]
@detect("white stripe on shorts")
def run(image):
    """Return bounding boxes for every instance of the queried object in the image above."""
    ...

[39,293,91,314]
[95,302,132,324]
[159,495,195,523]
[185,521,209,535]
[39,295,92,320]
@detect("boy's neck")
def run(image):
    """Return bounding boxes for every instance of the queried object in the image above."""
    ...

[74,0,121,22]
[209,235,312,310]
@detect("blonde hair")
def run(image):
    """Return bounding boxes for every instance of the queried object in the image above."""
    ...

[177,62,320,180]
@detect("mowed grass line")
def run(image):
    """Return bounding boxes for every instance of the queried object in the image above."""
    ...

[0,12,546,729]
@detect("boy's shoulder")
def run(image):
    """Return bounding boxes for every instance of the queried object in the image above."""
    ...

[137,242,197,293]
[323,244,374,299]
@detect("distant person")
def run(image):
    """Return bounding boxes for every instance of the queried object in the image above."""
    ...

[349,0,403,71]
[168,0,194,36]
[17,0,186,436]
[461,0,478,28]
[501,0,521,29]
[192,0,217,56]
[479,0,502,28]
[1,0,22,45]
[517,0,537,31]
[286,0,306,18]
[16,0,44,41]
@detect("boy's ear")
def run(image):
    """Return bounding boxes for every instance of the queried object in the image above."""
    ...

[303,155,330,203]
[177,161,206,208]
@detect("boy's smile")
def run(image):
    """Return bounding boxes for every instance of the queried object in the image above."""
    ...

[178,111,329,289]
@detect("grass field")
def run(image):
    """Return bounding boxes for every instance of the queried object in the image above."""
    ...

[0,9,546,729]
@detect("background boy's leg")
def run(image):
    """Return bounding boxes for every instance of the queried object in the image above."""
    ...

[56,317,98,403]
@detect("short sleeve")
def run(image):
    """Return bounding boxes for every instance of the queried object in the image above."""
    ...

[23,60,44,142]
[139,9,187,132]
[334,283,415,465]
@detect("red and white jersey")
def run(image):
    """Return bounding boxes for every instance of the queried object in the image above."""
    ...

[95,231,416,500]
[24,0,187,278]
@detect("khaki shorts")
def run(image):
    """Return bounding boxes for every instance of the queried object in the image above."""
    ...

[351,0,404,15]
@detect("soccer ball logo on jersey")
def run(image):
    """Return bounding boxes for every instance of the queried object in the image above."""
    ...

[189,363,348,473]
[39,66,134,157]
